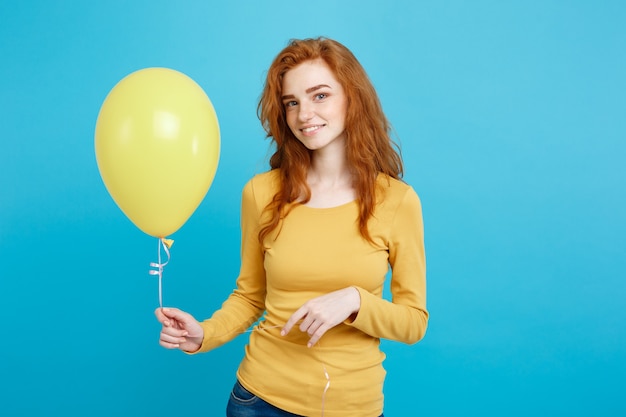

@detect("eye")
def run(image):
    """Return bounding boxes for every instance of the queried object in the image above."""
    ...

[284,100,297,108]
[315,93,327,100]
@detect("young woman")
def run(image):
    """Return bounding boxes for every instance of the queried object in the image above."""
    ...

[155,37,428,417]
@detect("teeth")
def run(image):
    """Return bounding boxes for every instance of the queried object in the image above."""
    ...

[302,125,320,133]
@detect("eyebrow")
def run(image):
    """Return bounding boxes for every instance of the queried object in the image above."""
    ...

[281,84,332,101]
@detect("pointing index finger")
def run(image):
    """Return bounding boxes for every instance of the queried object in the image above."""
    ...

[281,307,307,336]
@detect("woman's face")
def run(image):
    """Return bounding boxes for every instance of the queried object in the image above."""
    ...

[281,59,347,153]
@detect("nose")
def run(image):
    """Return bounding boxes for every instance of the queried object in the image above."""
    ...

[298,102,314,121]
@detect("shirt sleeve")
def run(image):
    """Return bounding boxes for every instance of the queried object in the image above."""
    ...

[194,180,267,353]
[347,187,428,344]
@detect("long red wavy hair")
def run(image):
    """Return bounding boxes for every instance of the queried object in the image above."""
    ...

[257,37,403,243]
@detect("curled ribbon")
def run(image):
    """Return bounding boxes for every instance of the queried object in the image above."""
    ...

[149,238,173,309]
[321,363,331,417]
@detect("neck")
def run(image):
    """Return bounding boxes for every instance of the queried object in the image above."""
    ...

[305,150,356,208]
[308,148,352,187]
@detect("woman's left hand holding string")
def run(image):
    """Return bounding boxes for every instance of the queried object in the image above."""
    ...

[281,287,361,347]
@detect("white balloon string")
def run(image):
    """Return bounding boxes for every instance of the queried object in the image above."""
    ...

[321,362,331,416]
[317,340,331,417]
[148,237,331,414]
[149,238,171,309]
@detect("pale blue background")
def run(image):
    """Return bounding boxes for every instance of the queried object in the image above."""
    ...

[1,1,625,416]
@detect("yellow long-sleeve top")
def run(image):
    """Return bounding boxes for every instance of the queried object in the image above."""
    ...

[195,170,428,417]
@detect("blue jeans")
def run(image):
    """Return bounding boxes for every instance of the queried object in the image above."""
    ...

[226,380,384,417]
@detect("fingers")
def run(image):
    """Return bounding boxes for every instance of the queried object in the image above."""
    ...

[155,307,204,352]
[154,307,168,324]
[282,288,360,347]
[155,307,177,327]
[282,306,331,348]
[155,307,195,329]
[307,323,331,348]
[156,307,187,323]
[159,329,189,349]
[299,313,316,334]
[281,307,306,336]
[299,314,333,347]
[158,319,189,349]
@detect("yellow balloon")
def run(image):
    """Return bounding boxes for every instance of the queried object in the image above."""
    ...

[95,68,220,238]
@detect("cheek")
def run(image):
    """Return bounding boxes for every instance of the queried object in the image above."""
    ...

[285,112,298,134]
[335,111,347,132]
[336,101,348,128]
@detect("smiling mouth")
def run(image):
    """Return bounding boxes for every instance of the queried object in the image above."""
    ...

[301,125,324,133]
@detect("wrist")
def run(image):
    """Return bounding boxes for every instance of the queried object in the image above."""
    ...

[349,286,361,315]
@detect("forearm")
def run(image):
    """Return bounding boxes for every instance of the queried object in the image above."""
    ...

[347,286,428,344]
[193,291,265,353]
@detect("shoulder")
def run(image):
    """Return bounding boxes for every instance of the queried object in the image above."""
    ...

[246,169,280,195]
[242,169,280,209]
[375,174,422,218]
[376,174,420,203]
